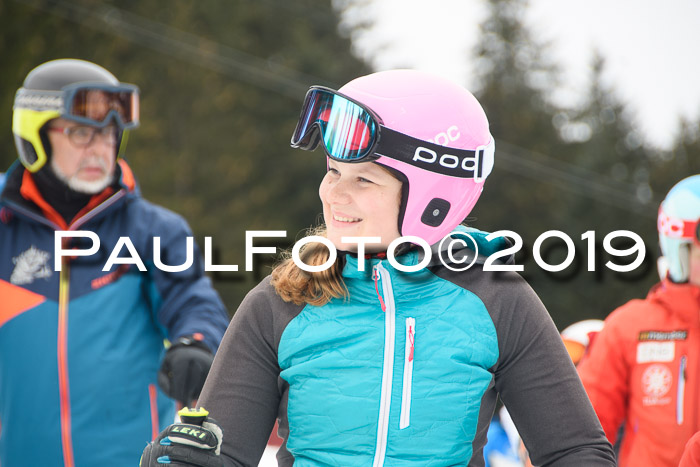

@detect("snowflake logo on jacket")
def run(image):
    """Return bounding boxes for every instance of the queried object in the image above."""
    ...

[641,364,673,405]
[11,246,52,285]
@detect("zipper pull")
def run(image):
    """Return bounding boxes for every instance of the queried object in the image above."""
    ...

[408,323,415,362]
[372,265,386,313]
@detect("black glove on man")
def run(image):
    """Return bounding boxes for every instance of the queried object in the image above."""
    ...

[141,407,223,467]
[158,334,214,406]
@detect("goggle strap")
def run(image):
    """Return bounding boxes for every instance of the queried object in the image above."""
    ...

[658,210,700,240]
[14,88,64,112]
[375,126,492,181]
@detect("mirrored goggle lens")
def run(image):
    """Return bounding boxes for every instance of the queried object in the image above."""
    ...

[68,87,139,127]
[292,88,378,161]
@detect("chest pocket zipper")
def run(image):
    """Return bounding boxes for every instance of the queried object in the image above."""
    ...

[678,355,687,425]
[400,317,416,429]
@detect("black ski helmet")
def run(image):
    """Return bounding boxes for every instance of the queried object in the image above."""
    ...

[12,59,139,172]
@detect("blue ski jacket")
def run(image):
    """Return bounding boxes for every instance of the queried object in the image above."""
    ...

[198,228,616,466]
[0,160,229,466]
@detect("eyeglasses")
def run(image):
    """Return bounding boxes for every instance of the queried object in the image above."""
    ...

[48,125,118,147]
[290,86,494,180]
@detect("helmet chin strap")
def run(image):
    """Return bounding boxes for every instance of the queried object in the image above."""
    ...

[371,162,409,241]
[657,256,670,282]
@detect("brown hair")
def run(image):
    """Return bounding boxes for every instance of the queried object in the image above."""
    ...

[270,226,348,306]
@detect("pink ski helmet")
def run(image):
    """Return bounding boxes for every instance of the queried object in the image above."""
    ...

[291,69,495,245]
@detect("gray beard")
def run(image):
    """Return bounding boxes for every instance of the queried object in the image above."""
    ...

[51,159,114,194]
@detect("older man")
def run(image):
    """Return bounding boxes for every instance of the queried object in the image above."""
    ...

[0,59,229,466]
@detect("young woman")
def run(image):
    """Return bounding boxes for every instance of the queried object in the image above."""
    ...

[141,69,615,466]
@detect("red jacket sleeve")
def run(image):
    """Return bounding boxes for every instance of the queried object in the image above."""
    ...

[577,304,635,444]
[680,431,700,467]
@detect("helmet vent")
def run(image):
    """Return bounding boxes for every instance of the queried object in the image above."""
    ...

[421,198,451,227]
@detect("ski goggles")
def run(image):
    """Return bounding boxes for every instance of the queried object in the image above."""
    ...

[291,86,494,180]
[291,86,380,161]
[658,210,700,242]
[14,82,139,129]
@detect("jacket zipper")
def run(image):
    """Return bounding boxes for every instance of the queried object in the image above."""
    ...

[70,190,126,229]
[400,317,416,429]
[677,355,687,425]
[372,262,396,467]
[56,193,125,467]
[58,254,75,467]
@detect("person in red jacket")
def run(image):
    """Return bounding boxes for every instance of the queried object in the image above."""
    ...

[578,174,700,467]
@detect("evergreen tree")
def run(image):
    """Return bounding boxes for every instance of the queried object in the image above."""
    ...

[552,54,661,325]
[651,117,700,195]
[468,0,661,327]
[469,0,569,234]
[0,0,370,312]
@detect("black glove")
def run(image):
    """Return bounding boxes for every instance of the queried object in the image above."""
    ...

[158,335,214,405]
[141,407,223,467]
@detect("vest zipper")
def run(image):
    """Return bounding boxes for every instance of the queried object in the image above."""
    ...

[400,317,416,429]
[372,262,396,467]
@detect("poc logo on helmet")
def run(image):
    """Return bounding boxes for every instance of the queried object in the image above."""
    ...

[412,146,485,181]
[430,125,461,147]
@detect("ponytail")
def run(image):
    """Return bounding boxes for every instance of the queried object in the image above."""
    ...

[271,227,347,306]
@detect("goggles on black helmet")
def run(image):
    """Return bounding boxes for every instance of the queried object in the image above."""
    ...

[291,86,493,180]
[14,82,139,129]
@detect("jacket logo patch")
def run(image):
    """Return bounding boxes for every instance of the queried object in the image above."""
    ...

[10,246,52,285]
[637,341,675,363]
[641,364,672,406]
[638,330,687,341]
